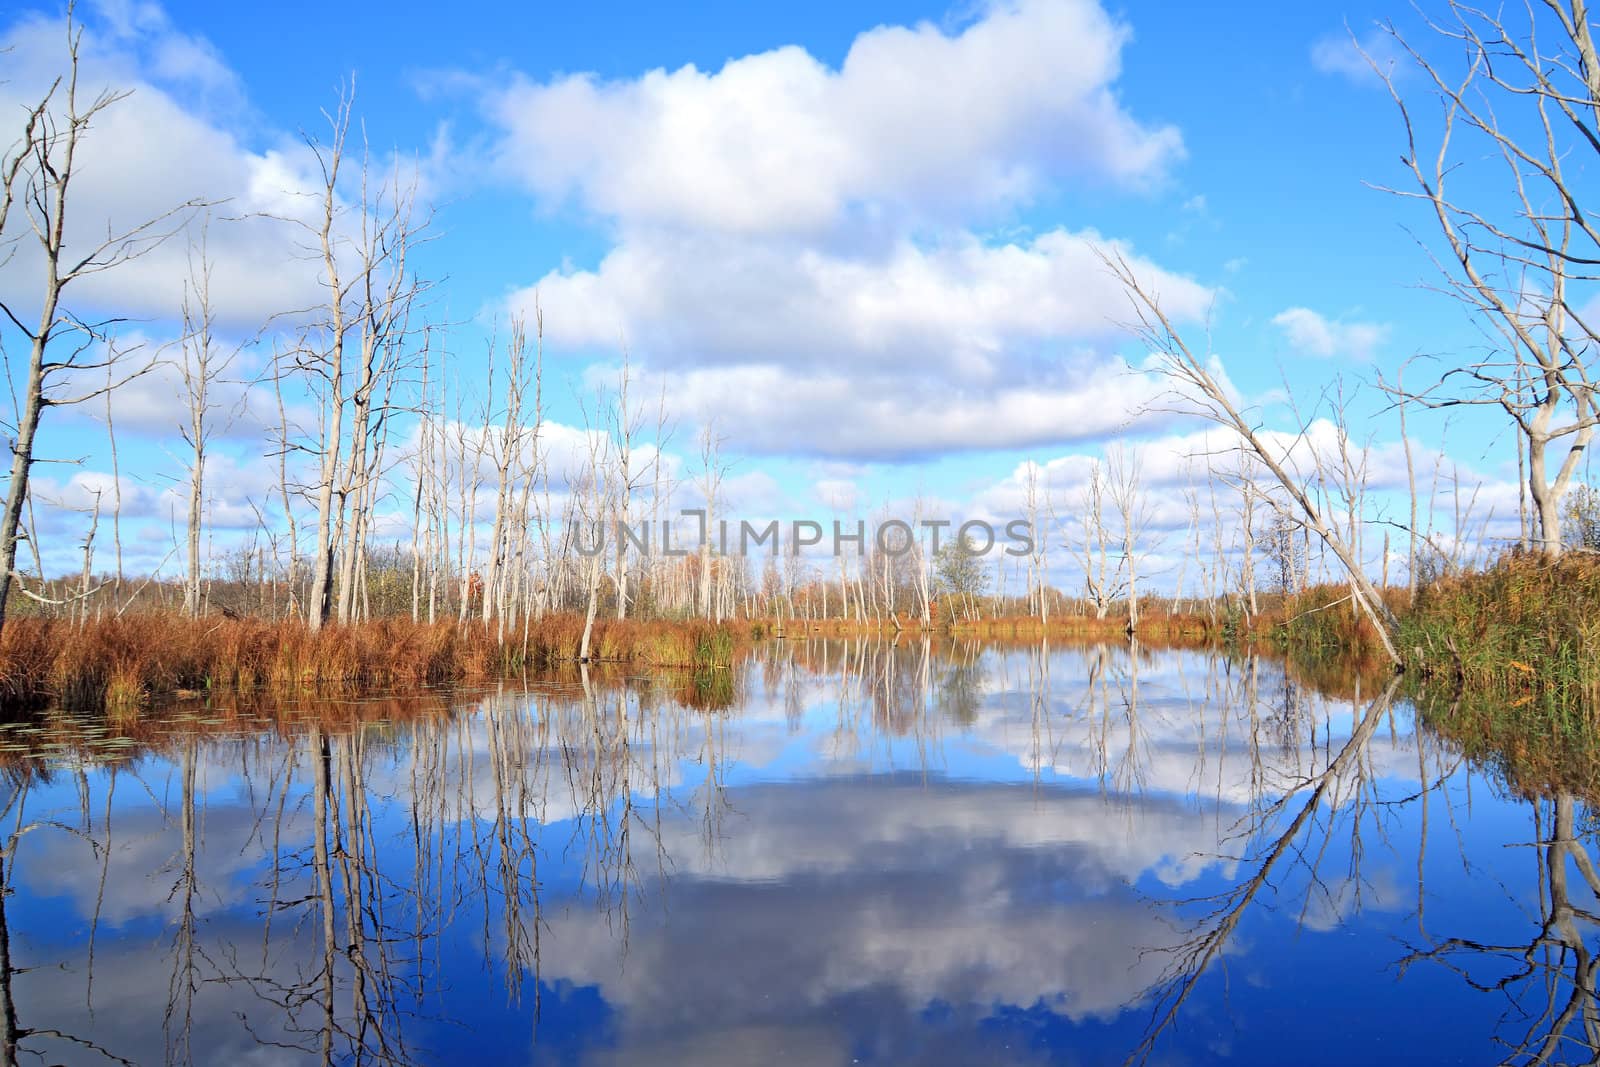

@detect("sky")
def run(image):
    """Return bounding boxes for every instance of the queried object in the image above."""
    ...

[0,0,1564,587]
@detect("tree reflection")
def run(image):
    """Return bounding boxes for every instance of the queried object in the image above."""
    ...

[0,764,135,1067]
[1127,676,1404,1066]
[1399,791,1600,1065]
[0,643,1595,1065]
[931,643,986,727]
[0,673,724,1065]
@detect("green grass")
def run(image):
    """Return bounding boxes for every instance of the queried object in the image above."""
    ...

[1398,552,1600,704]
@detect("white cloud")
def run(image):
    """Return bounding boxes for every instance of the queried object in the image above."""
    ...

[487,0,1182,235]
[649,357,1178,461]
[0,7,443,337]
[0,11,330,330]
[484,1,1206,464]
[512,229,1211,459]
[1311,29,1406,87]
[522,229,1209,380]
[1272,307,1389,361]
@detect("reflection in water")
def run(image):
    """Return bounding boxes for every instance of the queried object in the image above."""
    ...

[1398,792,1600,1065]
[0,642,1591,1064]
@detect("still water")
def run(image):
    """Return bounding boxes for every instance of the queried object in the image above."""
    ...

[0,640,1590,1065]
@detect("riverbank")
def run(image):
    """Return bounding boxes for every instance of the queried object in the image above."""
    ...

[0,613,748,711]
[1267,553,1599,696]
[4,552,1593,723]
[0,607,1237,713]
[1398,553,1600,698]
[1268,552,1600,800]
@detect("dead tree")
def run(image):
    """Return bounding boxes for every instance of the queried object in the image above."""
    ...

[1024,462,1051,624]
[1106,443,1153,634]
[178,219,241,618]
[1101,251,1402,664]
[1372,3,1600,557]
[291,86,429,631]
[481,317,539,632]
[0,13,200,634]
[695,423,729,621]
[1077,459,1124,620]
[574,400,613,662]
[609,345,658,621]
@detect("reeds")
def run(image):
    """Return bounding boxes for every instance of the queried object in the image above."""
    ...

[946,611,1219,641]
[0,613,752,713]
[1400,551,1600,702]
[1292,552,1600,801]
[1412,684,1600,803]
[8,553,1595,731]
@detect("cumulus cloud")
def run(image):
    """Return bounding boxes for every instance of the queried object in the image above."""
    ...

[511,229,1210,460]
[479,1,1208,463]
[520,229,1208,378]
[0,13,326,328]
[0,6,442,336]
[644,357,1176,460]
[1272,307,1389,361]
[0,0,1222,570]
[487,0,1181,235]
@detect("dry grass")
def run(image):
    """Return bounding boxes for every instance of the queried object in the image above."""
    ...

[1398,551,1600,702]
[948,611,1219,641]
[752,609,1221,642]
[0,613,751,713]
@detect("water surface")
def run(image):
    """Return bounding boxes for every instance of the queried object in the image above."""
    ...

[0,640,1591,1065]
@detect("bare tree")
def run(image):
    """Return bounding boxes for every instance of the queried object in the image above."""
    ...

[695,423,730,621]
[1077,459,1124,620]
[1241,458,1276,615]
[0,12,200,634]
[269,341,304,618]
[1105,443,1153,634]
[574,400,612,662]
[292,86,429,631]
[1264,509,1305,595]
[1024,461,1051,623]
[1101,251,1402,663]
[480,316,539,631]
[1285,376,1382,618]
[1391,357,1422,601]
[1372,3,1600,557]
[609,344,657,621]
[908,495,934,629]
[177,219,241,617]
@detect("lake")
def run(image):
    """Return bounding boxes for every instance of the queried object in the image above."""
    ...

[0,639,1589,1065]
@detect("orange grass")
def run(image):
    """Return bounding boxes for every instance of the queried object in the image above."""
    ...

[0,613,752,712]
[757,608,1223,642]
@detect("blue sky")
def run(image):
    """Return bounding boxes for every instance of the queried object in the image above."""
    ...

[0,0,1548,584]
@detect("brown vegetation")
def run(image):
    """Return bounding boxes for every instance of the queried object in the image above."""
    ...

[0,613,750,712]
[1399,551,1600,701]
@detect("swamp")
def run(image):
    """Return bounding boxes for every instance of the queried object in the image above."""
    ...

[0,638,1592,1065]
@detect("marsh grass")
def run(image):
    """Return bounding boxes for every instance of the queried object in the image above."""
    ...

[1398,552,1600,703]
[0,613,751,713]
[947,612,1219,640]
[1412,683,1600,803]
[1262,554,1600,800]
